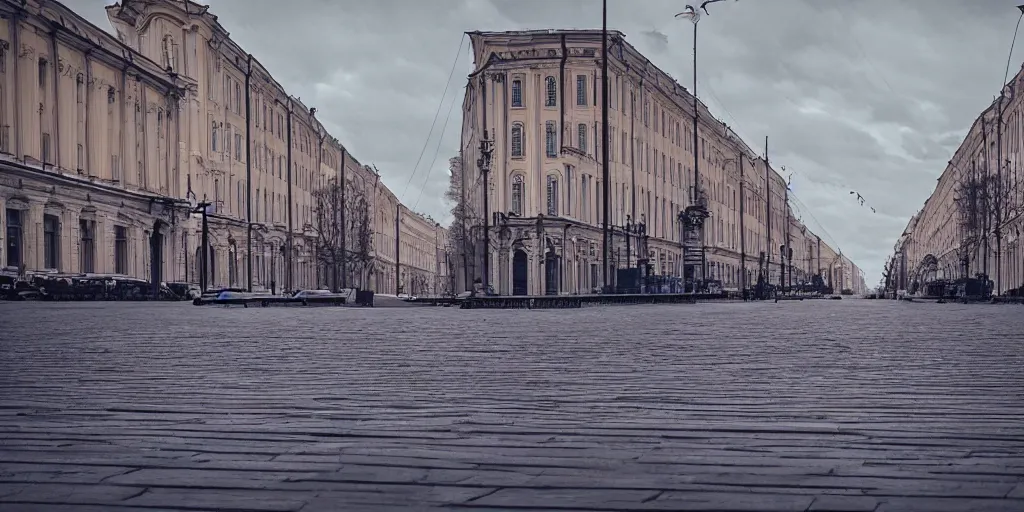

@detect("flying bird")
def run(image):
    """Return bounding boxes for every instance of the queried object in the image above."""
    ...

[675,5,700,23]
[849,190,878,213]
[699,0,734,15]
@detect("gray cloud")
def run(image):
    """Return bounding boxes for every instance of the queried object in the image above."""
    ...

[79,0,1021,286]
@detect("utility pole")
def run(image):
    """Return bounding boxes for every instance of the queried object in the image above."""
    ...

[340,147,347,289]
[738,153,746,298]
[784,172,792,293]
[395,204,401,295]
[285,104,294,293]
[191,198,212,292]
[244,55,253,291]
[996,4,1024,295]
[601,0,611,293]
[479,130,494,293]
[764,136,771,292]
[982,117,990,280]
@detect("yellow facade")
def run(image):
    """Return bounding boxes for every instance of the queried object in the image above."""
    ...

[455,30,856,295]
[0,0,448,296]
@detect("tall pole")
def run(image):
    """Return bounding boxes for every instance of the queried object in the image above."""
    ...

[692,18,703,288]
[982,117,990,280]
[785,173,792,293]
[395,204,401,294]
[285,105,294,293]
[199,200,210,291]
[479,130,493,293]
[244,55,253,291]
[995,5,1024,295]
[765,137,771,290]
[340,147,347,289]
[738,154,746,297]
[601,0,611,293]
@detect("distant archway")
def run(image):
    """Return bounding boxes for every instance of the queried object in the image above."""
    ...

[512,250,528,296]
[149,220,166,295]
[914,254,939,285]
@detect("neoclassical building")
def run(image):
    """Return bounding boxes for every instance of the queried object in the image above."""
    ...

[455,29,853,295]
[893,61,1024,296]
[0,0,448,296]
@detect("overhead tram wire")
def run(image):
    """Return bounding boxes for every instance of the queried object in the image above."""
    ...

[412,88,460,211]
[400,33,466,204]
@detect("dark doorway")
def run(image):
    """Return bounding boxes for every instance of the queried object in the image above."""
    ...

[512,249,528,296]
[545,255,559,295]
[149,221,164,295]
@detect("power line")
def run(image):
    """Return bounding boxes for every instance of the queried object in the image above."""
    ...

[412,86,461,211]
[400,33,466,204]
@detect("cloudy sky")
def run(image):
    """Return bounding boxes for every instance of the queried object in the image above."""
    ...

[80,0,1021,286]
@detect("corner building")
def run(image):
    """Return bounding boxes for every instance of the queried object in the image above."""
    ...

[456,30,850,295]
[893,61,1024,296]
[0,0,448,296]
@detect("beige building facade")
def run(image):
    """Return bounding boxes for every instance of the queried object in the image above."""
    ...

[0,0,448,296]
[893,62,1024,296]
[454,30,854,295]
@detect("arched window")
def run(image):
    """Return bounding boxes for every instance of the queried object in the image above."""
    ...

[510,123,524,157]
[545,76,557,107]
[511,78,523,107]
[577,123,587,153]
[162,35,176,71]
[545,121,557,158]
[546,174,559,216]
[511,175,524,216]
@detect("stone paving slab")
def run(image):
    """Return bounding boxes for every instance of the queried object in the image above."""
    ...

[1,300,1023,511]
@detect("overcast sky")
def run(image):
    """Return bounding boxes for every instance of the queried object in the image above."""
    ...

[82,0,1022,286]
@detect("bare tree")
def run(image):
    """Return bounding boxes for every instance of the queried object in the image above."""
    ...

[312,178,373,291]
[344,184,374,289]
[445,155,481,290]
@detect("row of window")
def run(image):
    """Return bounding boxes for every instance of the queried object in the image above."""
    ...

[510,75,593,109]
[4,209,127,274]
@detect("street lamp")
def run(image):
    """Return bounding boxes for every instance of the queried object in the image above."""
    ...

[188,193,212,292]
[478,131,494,293]
[676,0,733,295]
[601,0,612,294]
[635,213,649,293]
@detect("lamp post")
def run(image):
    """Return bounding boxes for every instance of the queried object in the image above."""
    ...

[676,1,731,294]
[601,0,612,293]
[478,131,494,293]
[994,5,1024,296]
[624,214,633,281]
[636,213,649,293]
[188,195,212,292]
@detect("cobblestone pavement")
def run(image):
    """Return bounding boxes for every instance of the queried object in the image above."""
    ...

[1,300,1023,511]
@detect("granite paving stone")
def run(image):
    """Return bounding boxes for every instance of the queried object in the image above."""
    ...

[1,300,1023,511]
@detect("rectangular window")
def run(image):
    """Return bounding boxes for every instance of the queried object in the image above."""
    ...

[235,133,242,161]
[5,208,22,268]
[77,144,84,170]
[114,226,128,274]
[547,175,559,216]
[43,214,59,269]
[511,79,523,107]
[545,122,557,157]
[80,219,95,273]
[576,75,586,106]
[38,59,47,90]
[41,133,51,163]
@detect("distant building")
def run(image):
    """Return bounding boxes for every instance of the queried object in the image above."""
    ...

[891,61,1024,296]
[452,29,855,295]
[0,0,448,295]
